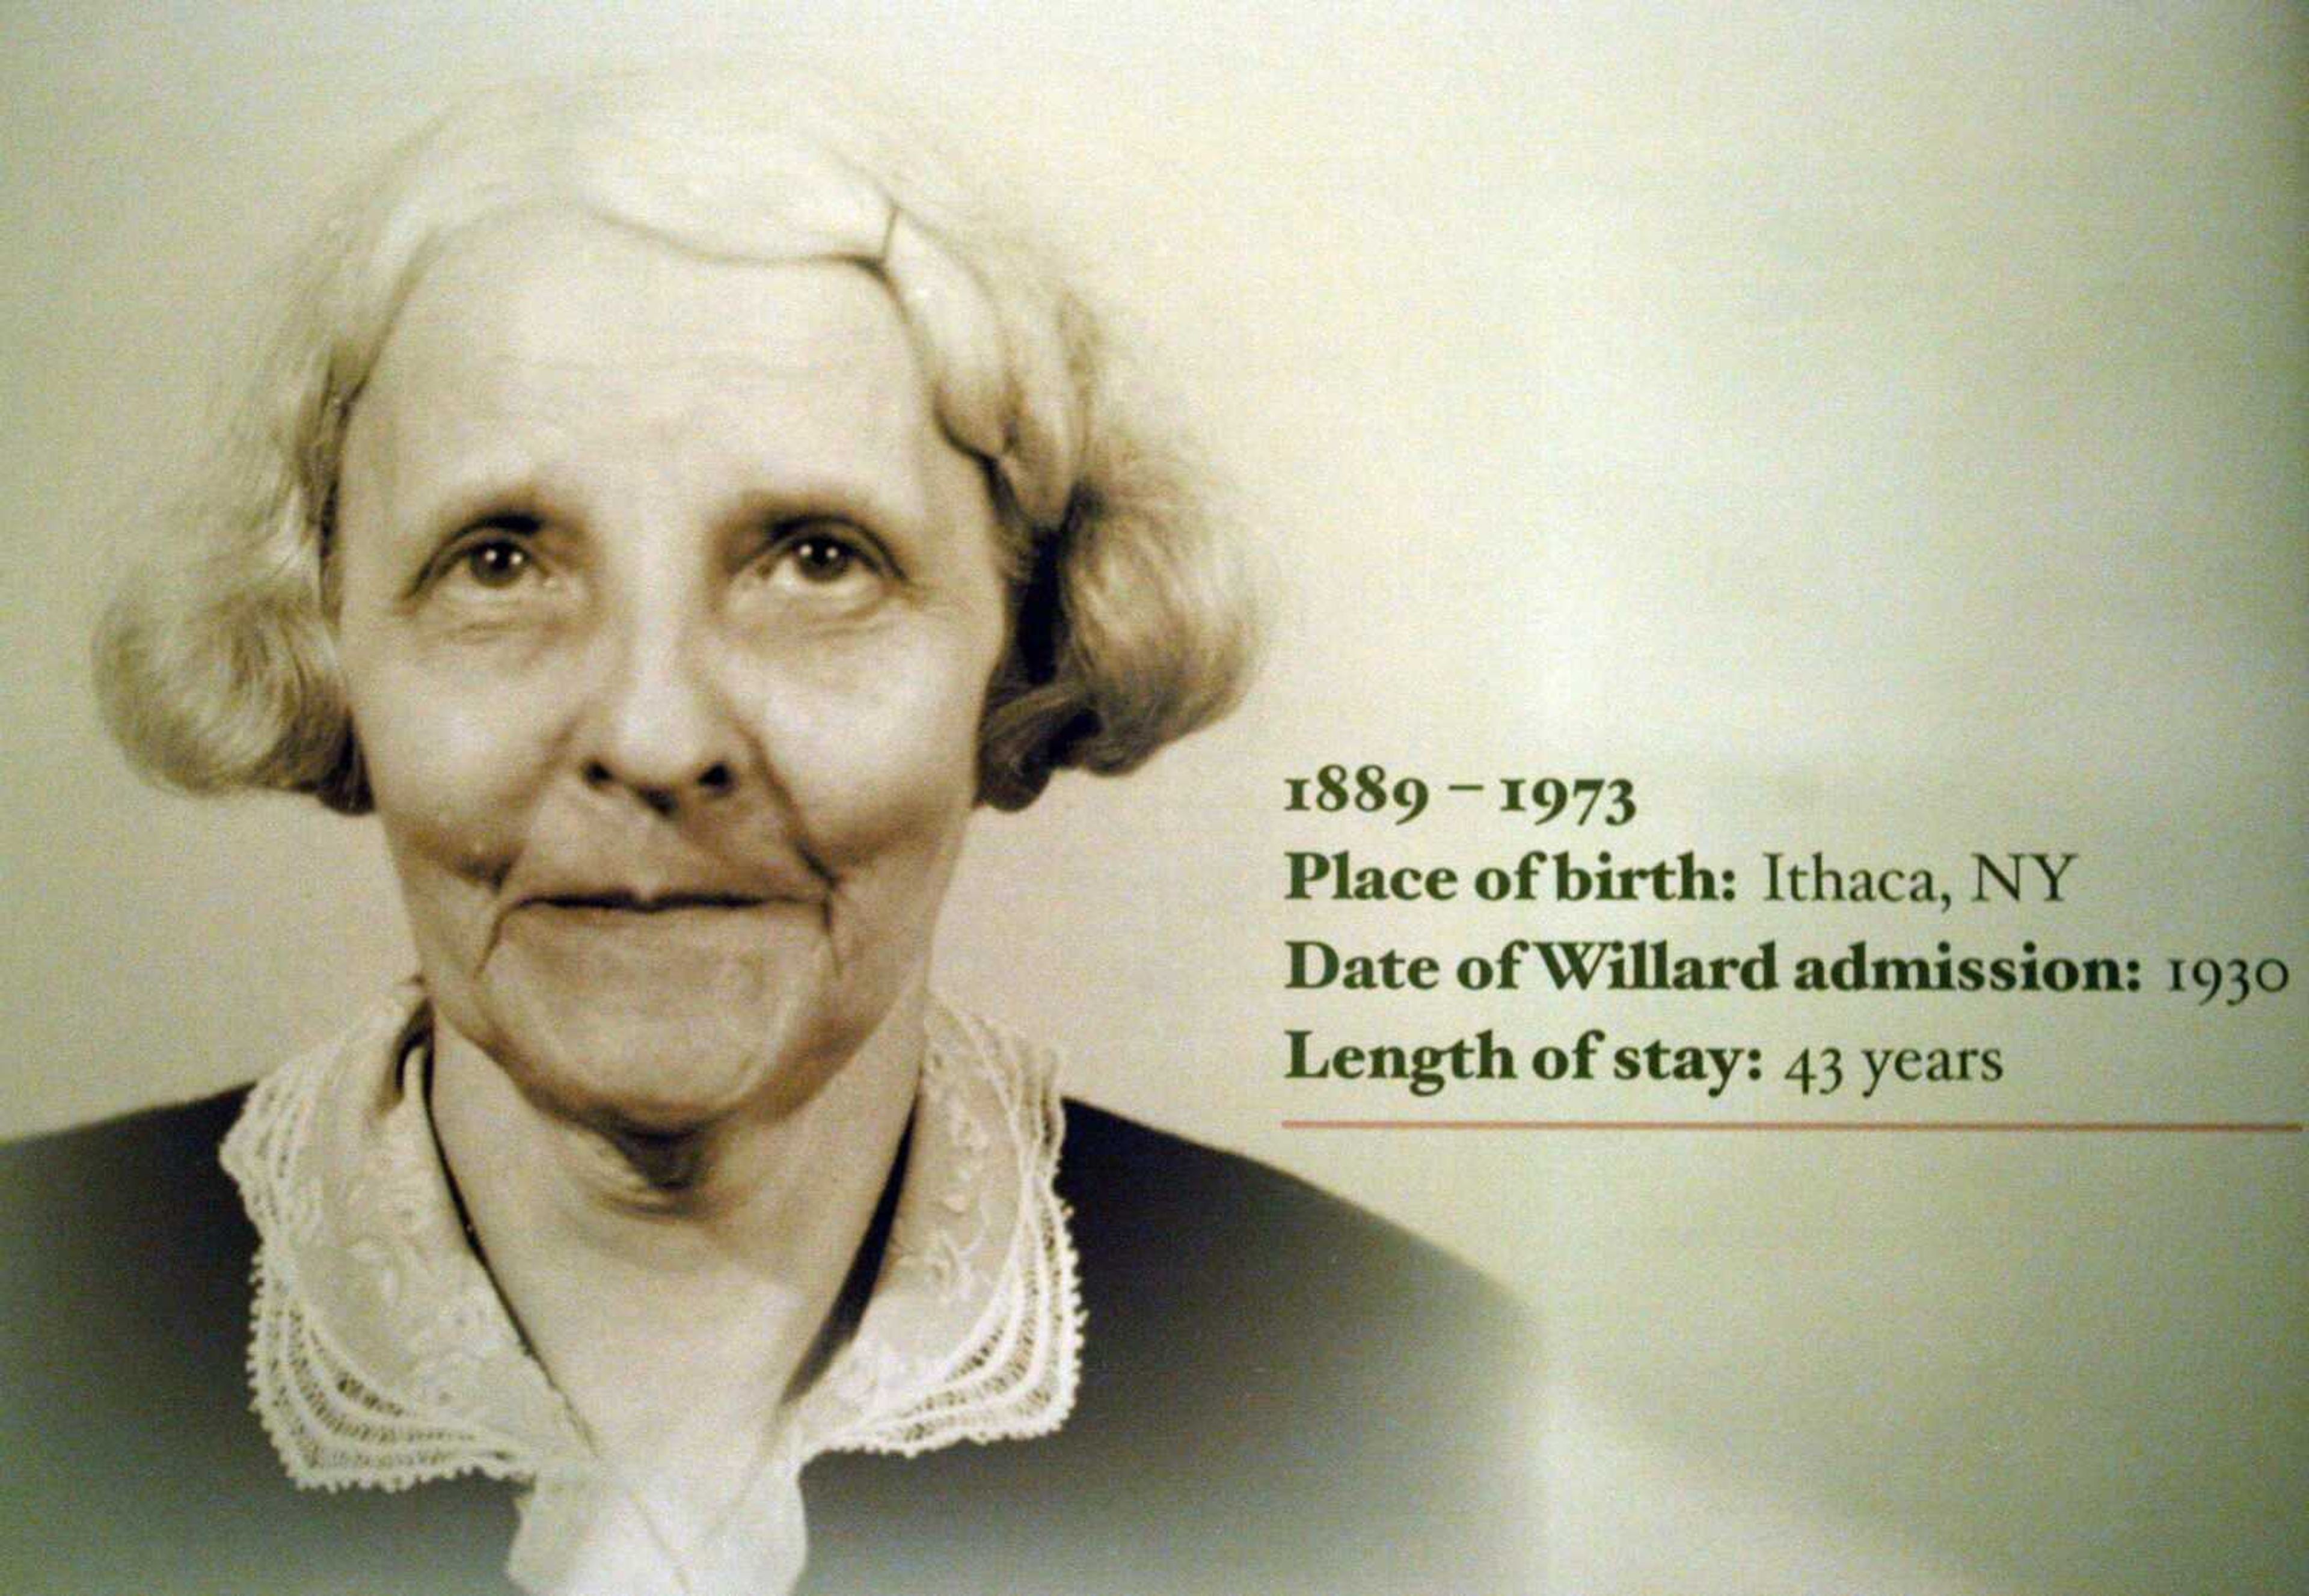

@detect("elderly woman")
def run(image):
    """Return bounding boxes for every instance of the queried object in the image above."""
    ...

[3,73,1529,1595]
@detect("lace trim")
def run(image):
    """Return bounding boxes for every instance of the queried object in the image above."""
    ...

[221,1007,545,1491]
[829,1004,1083,1456]
[219,992,1083,1496]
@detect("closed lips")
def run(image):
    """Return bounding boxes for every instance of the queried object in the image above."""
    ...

[534,891,771,912]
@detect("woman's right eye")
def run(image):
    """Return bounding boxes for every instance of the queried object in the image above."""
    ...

[425,515,548,599]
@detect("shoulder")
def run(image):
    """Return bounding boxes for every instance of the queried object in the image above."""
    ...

[1057,1097,1533,1442]
[1,1094,254,1473]
[2,1096,265,1582]
[1057,1099,1503,1281]
[0,1091,252,1336]
[0,1089,248,1188]
[1056,1097,1524,1369]
[806,1103,1539,1595]
[0,1094,513,1595]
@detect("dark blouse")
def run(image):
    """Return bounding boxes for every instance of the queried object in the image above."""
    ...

[1,1093,1535,1595]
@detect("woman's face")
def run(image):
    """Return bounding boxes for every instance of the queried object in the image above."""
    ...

[333,210,1009,1132]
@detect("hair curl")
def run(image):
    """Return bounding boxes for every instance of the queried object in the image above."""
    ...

[94,69,1259,814]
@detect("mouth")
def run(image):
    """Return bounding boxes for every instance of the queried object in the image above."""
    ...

[496,890,791,968]
[534,891,771,913]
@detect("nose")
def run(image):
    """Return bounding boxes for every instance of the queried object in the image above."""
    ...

[576,616,744,819]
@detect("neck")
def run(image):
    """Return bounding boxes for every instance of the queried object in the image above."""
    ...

[428,981,926,1510]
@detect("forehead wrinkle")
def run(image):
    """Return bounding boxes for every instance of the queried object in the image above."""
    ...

[355,218,965,543]
[391,256,910,393]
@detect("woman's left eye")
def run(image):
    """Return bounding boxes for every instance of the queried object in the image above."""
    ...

[761,524,886,593]
[783,532,861,583]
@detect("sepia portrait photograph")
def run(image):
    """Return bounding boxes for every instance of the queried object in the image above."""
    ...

[2,5,2301,1595]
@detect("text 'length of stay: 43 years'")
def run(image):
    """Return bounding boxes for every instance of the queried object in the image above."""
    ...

[1281,1026,2007,1101]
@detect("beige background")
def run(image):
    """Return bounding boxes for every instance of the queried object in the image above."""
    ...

[4,4,2302,1592]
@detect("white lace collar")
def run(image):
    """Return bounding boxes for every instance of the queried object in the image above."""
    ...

[220,984,1082,1596]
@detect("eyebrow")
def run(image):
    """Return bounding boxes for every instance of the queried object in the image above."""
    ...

[387,444,558,551]
[394,461,933,563]
[721,474,925,541]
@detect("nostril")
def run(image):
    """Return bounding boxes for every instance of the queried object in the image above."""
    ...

[581,756,734,813]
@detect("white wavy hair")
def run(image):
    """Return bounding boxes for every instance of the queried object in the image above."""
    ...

[96,68,1259,812]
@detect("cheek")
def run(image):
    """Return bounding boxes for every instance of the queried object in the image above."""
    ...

[346,655,555,875]
[778,646,989,873]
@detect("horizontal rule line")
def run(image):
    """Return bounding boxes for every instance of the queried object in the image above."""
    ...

[1281,1119,2305,1134]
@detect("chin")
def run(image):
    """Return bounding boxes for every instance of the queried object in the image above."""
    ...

[451,927,850,1115]
[577,1045,779,1131]
[456,977,830,1129]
